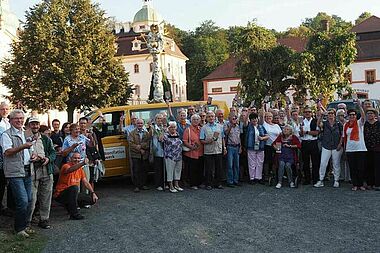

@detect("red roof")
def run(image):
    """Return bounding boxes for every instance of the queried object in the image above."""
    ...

[351,16,380,34]
[277,37,308,52]
[202,56,239,81]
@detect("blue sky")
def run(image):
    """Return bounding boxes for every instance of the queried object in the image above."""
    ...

[9,0,380,31]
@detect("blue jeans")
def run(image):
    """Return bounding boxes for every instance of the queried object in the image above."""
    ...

[8,177,32,232]
[227,146,240,184]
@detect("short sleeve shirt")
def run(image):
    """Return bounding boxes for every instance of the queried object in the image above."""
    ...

[54,162,86,198]
[62,134,90,161]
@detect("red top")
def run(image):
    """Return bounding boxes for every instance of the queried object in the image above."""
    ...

[54,162,86,198]
[183,125,203,159]
[273,134,301,163]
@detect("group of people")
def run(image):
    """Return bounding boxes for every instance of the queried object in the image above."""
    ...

[0,103,104,238]
[124,100,380,194]
[0,98,379,238]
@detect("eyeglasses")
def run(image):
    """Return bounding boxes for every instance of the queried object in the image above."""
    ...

[349,113,356,116]
[338,115,345,117]
[232,117,237,120]
[304,111,312,113]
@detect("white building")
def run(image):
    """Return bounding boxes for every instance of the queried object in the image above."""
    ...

[0,0,19,99]
[350,16,380,99]
[114,0,188,104]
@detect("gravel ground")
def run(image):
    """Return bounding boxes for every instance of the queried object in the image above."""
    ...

[2,178,379,253]
[37,179,380,252]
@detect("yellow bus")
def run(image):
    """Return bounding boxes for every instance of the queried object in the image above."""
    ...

[86,100,229,177]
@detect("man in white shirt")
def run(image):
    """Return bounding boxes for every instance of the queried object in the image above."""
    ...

[1,109,34,237]
[300,107,320,185]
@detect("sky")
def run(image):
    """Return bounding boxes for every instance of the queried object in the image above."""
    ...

[8,0,380,32]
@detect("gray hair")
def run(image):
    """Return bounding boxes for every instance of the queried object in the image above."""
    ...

[155,113,164,121]
[168,121,177,128]
[9,109,24,119]
[191,114,200,122]
[0,102,9,109]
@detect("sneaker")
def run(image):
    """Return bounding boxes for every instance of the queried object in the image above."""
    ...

[142,186,150,190]
[359,186,366,191]
[314,181,324,188]
[169,188,178,193]
[191,186,198,190]
[216,185,223,189]
[206,186,212,190]
[83,205,91,209]
[156,186,163,191]
[275,183,282,189]
[70,213,85,220]
[25,227,35,234]
[133,187,140,193]
[174,186,183,192]
[333,181,339,188]
[38,220,51,229]
[16,230,29,238]
[290,182,295,188]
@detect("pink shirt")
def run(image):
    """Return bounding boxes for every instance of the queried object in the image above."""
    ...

[183,125,203,159]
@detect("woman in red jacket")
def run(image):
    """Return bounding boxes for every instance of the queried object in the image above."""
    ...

[272,125,301,189]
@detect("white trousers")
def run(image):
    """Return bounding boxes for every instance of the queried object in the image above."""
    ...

[319,147,342,181]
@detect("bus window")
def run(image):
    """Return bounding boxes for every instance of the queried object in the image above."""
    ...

[92,111,124,136]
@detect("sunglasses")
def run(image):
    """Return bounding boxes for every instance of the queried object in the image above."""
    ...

[232,117,238,120]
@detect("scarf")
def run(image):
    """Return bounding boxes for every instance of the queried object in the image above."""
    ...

[344,120,359,144]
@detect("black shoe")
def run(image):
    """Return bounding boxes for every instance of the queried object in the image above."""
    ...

[206,186,212,190]
[70,214,84,220]
[234,182,242,187]
[227,184,235,188]
[142,186,150,190]
[258,179,265,185]
[133,187,140,193]
[216,185,223,189]
[38,220,51,229]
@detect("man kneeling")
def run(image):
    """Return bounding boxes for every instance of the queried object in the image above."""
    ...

[53,152,98,220]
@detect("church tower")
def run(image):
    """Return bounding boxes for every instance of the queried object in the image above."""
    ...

[132,0,164,33]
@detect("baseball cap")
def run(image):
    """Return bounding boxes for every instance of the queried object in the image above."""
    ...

[28,116,40,124]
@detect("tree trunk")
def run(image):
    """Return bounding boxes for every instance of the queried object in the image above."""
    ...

[67,105,75,123]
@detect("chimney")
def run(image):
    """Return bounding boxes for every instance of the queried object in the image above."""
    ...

[321,19,330,32]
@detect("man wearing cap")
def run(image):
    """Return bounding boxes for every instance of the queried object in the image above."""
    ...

[26,116,56,229]
[1,109,34,237]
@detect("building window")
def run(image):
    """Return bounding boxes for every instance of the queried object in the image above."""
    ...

[168,63,171,72]
[365,70,376,84]
[149,63,153,72]
[134,64,139,73]
[132,37,141,51]
[230,86,238,92]
[139,25,145,30]
[134,85,141,96]
[211,87,223,93]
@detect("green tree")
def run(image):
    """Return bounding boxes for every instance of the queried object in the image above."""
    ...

[280,25,311,38]
[164,23,187,48]
[1,0,132,122]
[182,20,229,100]
[355,12,372,25]
[239,45,295,104]
[302,12,352,32]
[228,21,277,54]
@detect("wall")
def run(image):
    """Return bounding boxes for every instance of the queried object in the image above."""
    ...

[204,79,240,107]
[350,60,380,99]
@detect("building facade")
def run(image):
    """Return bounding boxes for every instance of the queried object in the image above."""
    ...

[114,0,188,104]
[350,16,380,99]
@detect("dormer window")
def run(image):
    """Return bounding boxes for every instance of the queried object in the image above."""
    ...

[132,37,142,51]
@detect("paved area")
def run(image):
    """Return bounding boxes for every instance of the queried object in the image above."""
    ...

[2,178,380,253]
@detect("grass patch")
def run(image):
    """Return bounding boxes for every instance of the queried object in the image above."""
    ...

[0,230,47,253]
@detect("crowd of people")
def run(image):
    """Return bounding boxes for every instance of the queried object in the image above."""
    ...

[0,98,379,239]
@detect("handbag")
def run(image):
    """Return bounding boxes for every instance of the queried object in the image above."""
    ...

[182,128,191,152]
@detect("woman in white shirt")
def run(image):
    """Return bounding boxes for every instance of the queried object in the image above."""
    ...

[343,105,367,191]
[263,112,282,183]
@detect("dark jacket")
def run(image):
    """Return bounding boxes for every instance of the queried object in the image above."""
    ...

[129,128,151,160]
[245,124,267,151]
[41,135,57,175]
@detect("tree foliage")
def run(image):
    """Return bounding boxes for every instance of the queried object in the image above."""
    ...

[239,45,295,105]
[182,20,229,100]
[302,12,352,32]
[355,12,372,25]
[1,0,132,121]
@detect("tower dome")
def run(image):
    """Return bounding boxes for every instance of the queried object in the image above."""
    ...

[132,0,163,33]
